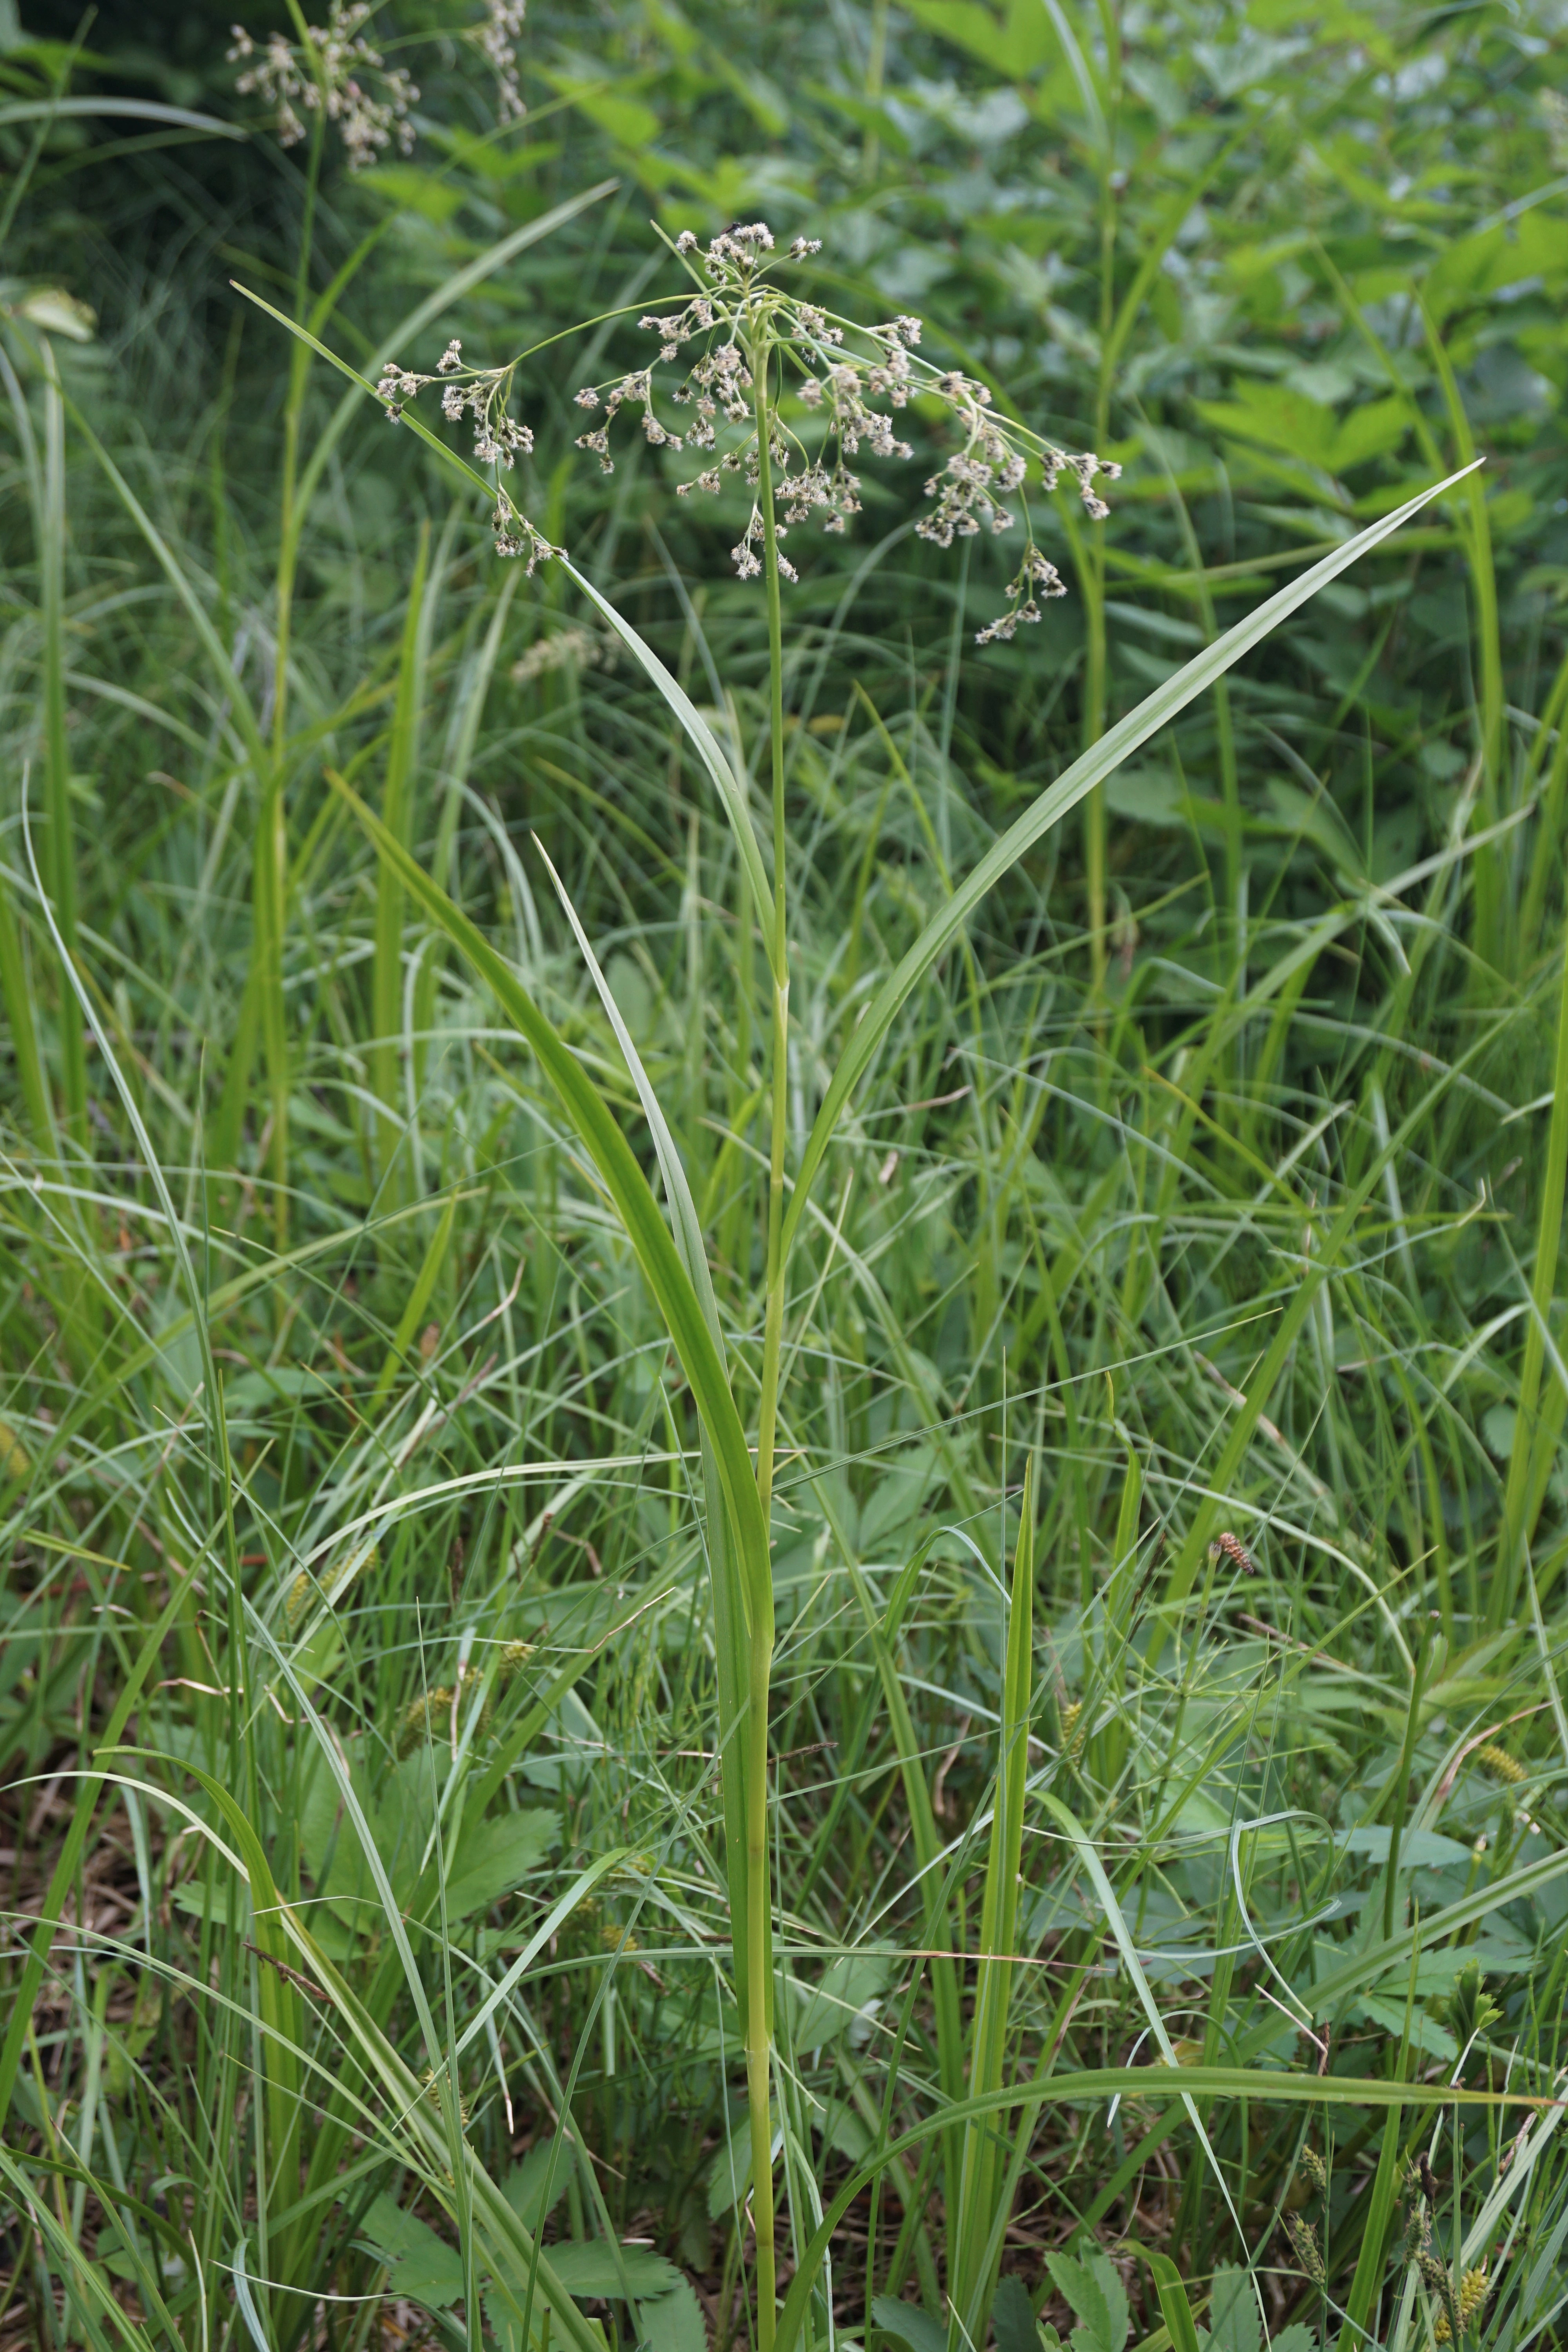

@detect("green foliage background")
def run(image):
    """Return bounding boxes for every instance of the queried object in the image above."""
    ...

[4,2,1568,2350]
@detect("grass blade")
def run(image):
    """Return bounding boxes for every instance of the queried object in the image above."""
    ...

[778,463,1483,1270]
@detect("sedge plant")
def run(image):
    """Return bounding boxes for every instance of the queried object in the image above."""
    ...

[236,205,1483,2351]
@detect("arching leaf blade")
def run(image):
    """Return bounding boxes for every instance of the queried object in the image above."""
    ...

[779,462,1483,1268]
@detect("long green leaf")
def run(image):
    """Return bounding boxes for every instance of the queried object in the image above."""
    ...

[952,1462,1035,2328]
[561,560,778,975]
[535,838,757,2022]
[777,461,1482,1270]
[1494,929,1568,1625]
[371,522,431,1179]
[0,96,246,132]
[40,346,85,1136]
[324,771,771,1623]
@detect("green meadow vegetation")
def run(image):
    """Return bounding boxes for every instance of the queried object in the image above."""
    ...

[4,0,1568,2348]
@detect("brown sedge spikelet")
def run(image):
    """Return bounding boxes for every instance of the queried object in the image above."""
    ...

[1207,1529,1258,1575]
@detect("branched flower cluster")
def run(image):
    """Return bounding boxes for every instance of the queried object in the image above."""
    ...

[376,338,559,570]
[227,2,417,169]
[401,218,1114,621]
[472,0,526,125]
[564,220,1111,633]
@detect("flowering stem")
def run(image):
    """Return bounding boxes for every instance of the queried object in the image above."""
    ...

[259,95,325,1253]
[747,315,787,2352]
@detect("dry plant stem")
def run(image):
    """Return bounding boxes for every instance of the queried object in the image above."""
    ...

[747,319,786,2352]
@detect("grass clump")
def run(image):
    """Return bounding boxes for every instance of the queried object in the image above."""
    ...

[3,4,1568,2352]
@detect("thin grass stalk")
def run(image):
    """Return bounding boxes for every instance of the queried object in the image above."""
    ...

[951,1459,1034,2336]
[372,522,431,1190]
[40,342,85,1143]
[256,84,327,1243]
[0,866,52,1142]
[1518,646,1568,962]
[1491,928,1568,1627]
[1339,2104,1406,2352]
[1419,299,1504,968]
[746,314,787,2352]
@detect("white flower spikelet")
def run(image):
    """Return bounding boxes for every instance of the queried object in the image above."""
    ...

[228,3,417,169]
[378,342,557,569]
[472,0,526,125]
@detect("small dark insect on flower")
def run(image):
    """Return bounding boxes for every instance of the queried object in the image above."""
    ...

[1420,2154,1440,2202]
[1208,1529,1258,1575]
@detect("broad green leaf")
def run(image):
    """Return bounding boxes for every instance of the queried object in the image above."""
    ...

[444,1809,558,1919]
[357,166,465,222]
[358,2195,463,2310]
[540,2242,682,2299]
[1202,2267,1258,2352]
[857,1445,941,1550]
[548,80,661,146]
[994,2276,1047,2352]
[1046,2250,1129,2352]
[873,2297,949,2352]
[1341,1826,1470,1870]
[785,1954,888,2051]
[898,0,1054,75]
[1195,383,1406,472]
[503,2136,573,2231]
[1425,212,1566,321]
[642,2280,708,2352]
